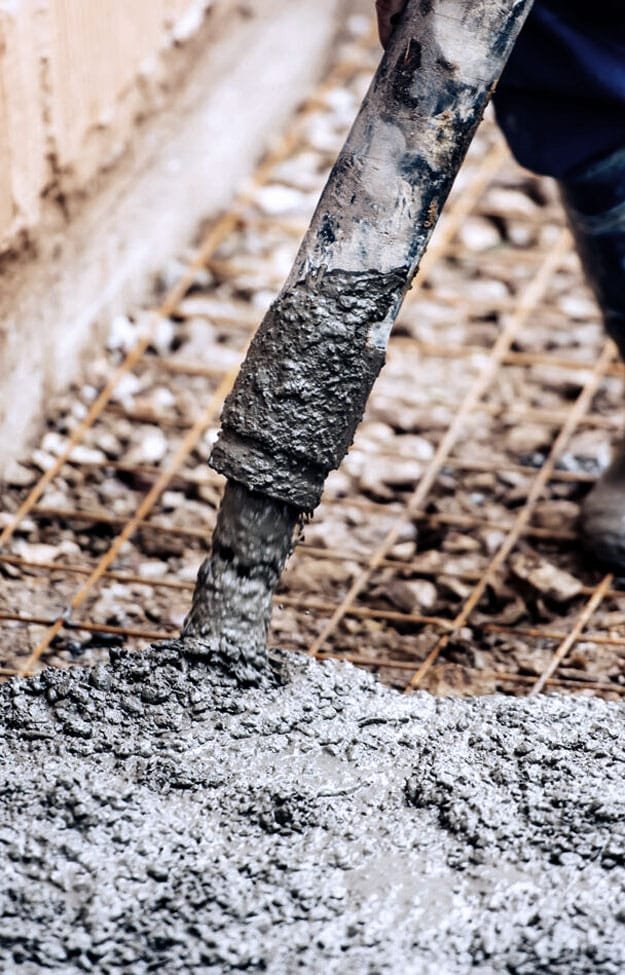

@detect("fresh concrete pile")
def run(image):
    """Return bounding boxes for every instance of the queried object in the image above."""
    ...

[1,643,624,973]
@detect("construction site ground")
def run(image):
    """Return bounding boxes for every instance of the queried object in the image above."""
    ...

[2,15,625,701]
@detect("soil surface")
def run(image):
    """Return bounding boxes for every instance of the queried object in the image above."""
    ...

[2,644,624,974]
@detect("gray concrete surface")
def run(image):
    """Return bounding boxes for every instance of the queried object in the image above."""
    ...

[1,643,624,973]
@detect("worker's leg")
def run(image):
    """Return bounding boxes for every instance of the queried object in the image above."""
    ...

[493,0,625,180]
[493,0,625,568]
[494,0,625,353]
[563,156,625,567]
[493,0,625,353]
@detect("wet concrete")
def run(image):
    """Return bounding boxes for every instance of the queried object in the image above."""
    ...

[182,481,298,680]
[1,643,625,973]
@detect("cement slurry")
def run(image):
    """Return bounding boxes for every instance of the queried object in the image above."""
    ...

[1,643,625,973]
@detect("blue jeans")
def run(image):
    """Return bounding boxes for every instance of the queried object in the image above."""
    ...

[493,0,625,178]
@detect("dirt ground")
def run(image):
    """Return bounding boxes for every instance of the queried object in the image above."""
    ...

[1,14,625,696]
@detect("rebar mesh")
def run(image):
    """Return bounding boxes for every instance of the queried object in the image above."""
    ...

[1,20,624,697]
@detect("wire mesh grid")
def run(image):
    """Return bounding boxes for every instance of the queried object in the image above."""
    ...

[1,19,625,697]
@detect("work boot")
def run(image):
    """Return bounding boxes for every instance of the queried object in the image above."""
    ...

[559,146,625,568]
